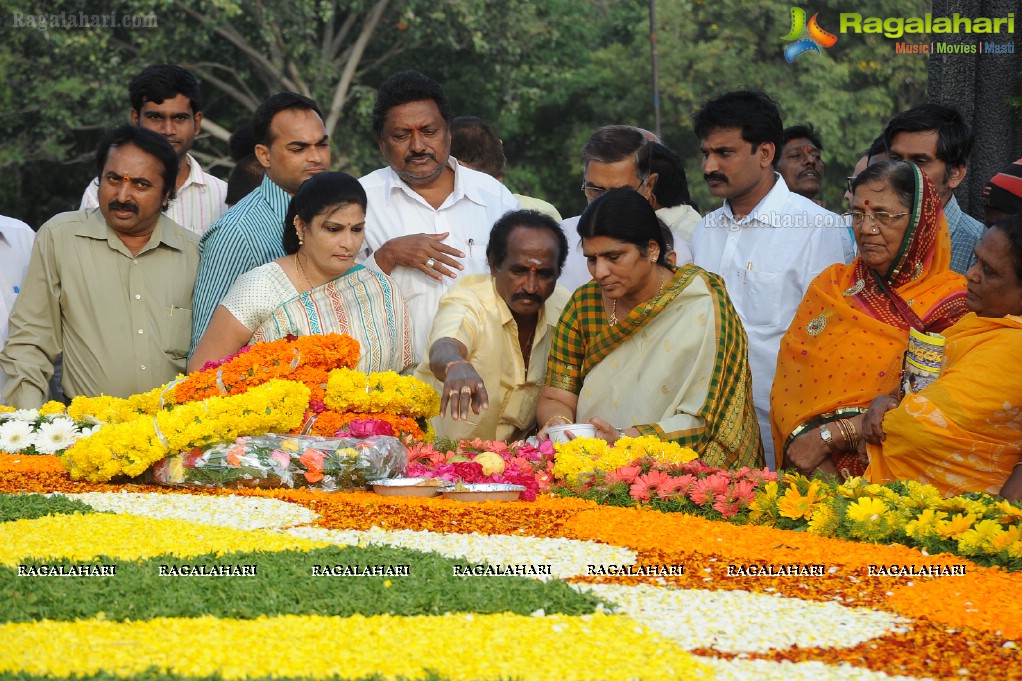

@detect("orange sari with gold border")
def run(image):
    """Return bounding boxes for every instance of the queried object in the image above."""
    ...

[770,166,968,467]
[866,313,1022,495]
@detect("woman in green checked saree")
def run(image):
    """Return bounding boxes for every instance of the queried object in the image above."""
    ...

[536,189,763,469]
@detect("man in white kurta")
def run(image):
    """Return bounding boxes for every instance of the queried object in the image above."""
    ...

[358,71,518,358]
[690,91,854,470]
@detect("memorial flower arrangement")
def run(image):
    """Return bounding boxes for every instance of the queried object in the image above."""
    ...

[404,438,556,501]
[61,379,311,482]
[0,403,97,456]
[551,436,700,484]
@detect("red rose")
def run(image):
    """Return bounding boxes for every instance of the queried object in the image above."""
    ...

[452,461,486,483]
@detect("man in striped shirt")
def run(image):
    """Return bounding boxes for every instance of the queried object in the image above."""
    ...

[188,92,330,355]
[80,64,227,235]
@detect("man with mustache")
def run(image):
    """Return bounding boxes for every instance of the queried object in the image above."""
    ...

[775,124,825,204]
[415,210,569,441]
[79,64,227,235]
[690,91,853,470]
[359,71,519,358]
[1,126,199,407]
[189,92,329,354]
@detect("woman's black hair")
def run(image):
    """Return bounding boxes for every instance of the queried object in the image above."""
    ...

[283,172,368,254]
[576,188,669,266]
[990,213,1022,282]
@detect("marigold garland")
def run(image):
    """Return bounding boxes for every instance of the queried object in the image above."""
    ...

[324,368,439,419]
[305,411,426,441]
[61,380,311,482]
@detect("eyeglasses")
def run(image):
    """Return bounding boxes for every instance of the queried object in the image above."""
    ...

[843,211,910,228]
[845,176,857,194]
[581,177,646,199]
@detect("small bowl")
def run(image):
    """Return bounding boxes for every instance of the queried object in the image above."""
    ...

[370,477,449,497]
[545,423,597,443]
[441,483,525,503]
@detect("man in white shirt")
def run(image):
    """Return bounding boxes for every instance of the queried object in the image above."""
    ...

[358,70,518,358]
[80,64,227,235]
[0,215,34,397]
[690,90,854,470]
[560,126,695,291]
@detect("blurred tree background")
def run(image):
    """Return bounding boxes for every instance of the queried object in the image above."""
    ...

[0,0,981,229]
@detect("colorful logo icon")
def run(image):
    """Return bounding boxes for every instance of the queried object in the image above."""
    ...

[781,7,838,62]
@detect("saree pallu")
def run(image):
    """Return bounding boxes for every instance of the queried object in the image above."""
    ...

[251,265,414,374]
[547,266,763,469]
[866,313,1022,496]
[770,165,968,466]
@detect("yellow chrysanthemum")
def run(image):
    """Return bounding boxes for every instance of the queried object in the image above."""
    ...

[936,512,977,540]
[844,496,896,540]
[552,437,617,484]
[38,401,66,416]
[994,499,1022,525]
[989,525,1022,553]
[904,508,946,541]
[749,481,779,521]
[324,369,439,419]
[615,436,698,466]
[845,496,889,523]
[836,475,868,499]
[957,519,1007,556]
[807,501,840,536]
[777,479,826,521]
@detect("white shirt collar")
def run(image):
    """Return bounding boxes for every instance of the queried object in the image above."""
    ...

[383,156,489,210]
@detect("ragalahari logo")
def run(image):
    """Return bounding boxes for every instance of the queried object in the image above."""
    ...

[781,7,838,62]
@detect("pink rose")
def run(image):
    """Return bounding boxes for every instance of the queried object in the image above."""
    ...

[343,419,395,438]
[270,449,291,471]
[452,461,486,483]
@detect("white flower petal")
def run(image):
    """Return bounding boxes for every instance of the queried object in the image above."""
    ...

[62,492,318,530]
[286,525,636,580]
[700,657,924,681]
[577,583,910,654]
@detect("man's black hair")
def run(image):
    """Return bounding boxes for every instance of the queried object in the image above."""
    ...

[883,103,973,170]
[693,90,783,163]
[371,70,454,140]
[129,64,202,114]
[486,209,569,274]
[95,125,178,202]
[252,92,323,147]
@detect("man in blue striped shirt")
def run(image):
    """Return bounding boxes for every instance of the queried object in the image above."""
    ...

[189,93,329,356]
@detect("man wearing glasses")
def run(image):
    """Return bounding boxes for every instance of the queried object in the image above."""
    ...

[560,125,694,290]
[690,91,854,470]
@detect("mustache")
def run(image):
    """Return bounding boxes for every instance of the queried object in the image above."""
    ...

[107,200,139,214]
[512,292,544,304]
[404,151,436,163]
[704,172,728,183]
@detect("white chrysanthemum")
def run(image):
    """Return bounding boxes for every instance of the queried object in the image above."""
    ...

[31,418,81,454]
[0,420,35,452]
[2,409,40,422]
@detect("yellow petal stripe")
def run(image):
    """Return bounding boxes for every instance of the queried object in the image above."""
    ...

[0,513,328,567]
[0,613,713,681]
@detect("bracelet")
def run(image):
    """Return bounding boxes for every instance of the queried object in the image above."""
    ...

[444,359,471,374]
[544,415,570,429]
[834,419,854,452]
[844,419,861,451]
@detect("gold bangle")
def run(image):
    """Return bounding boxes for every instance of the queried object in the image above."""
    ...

[834,419,852,451]
[544,415,570,429]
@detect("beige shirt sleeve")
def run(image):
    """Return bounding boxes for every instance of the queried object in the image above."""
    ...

[0,225,63,408]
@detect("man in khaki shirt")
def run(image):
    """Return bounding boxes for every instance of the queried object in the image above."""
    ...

[415,210,570,442]
[1,126,199,408]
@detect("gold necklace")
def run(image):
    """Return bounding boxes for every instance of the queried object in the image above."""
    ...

[608,266,666,326]
[294,252,313,292]
[522,326,536,371]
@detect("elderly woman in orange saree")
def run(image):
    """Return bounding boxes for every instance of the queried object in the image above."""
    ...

[863,215,1022,500]
[770,161,968,476]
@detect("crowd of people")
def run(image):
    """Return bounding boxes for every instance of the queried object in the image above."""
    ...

[1,64,1020,501]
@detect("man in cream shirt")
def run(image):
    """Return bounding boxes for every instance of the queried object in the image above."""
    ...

[415,210,569,441]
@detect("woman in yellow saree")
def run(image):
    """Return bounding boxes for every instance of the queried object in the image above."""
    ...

[864,215,1022,500]
[771,161,968,476]
[536,189,762,470]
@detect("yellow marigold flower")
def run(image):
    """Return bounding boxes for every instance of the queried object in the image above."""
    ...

[552,437,616,484]
[38,401,66,416]
[936,512,977,540]
[614,435,698,466]
[777,479,825,521]
[324,369,439,419]
[0,405,14,414]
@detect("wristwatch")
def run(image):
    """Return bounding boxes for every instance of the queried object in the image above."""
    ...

[819,423,837,453]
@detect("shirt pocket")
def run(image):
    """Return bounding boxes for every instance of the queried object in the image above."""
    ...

[741,270,783,327]
[162,305,192,360]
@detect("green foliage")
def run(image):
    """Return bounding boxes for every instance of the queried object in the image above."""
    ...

[0,493,97,523]
[0,0,934,225]
[0,545,608,622]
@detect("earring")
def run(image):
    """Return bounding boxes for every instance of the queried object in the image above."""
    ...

[298,235,304,246]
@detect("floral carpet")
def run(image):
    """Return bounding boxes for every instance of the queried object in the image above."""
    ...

[1,453,1020,681]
